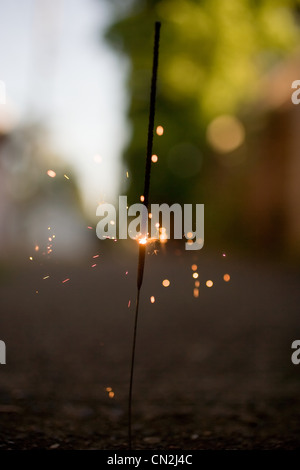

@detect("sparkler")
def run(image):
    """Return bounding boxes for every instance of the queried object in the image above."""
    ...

[128,21,161,449]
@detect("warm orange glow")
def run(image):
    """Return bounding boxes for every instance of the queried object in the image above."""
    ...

[139,237,147,245]
[162,279,170,287]
[151,154,158,163]
[191,264,197,271]
[195,280,200,287]
[149,213,152,219]
[106,387,112,392]
[62,278,70,283]
[159,227,168,243]
[35,245,39,251]
[29,256,33,261]
[150,296,155,303]
[193,272,199,279]
[206,280,213,287]
[47,170,56,178]
[207,115,245,154]
[140,195,145,202]
[156,125,164,136]
[186,232,193,239]
[223,274,230,282]
[109,391,115,398]
[193,288,199,298]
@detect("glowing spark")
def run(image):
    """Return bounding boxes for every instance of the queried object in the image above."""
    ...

[48,227,51,230]
[195,280,200,287]
[193,288,199,298]
[87,226,93,230]
[222,253,226,257]
[62,278,70,283]
[29,257,33,261]
[126,171,129,178]
[159,227,167,243]
[109,391,115,398]
[43,276,49,280]
[191,264,197,271]
[149,213,152,219]
[36,291,39,294]
[206,280,213,288]
[47,170,56,178]
[53,235,55,239]
[106,387,112,392]
[151,154,158,163]
[35,245,39,251]
[139,237,147,245]
[93,255,99,259]
[150,296,155,303]
[64,174,69,180]
[223,274,230,282]
[140,195,145,202]
[48,237,52,242]
[193,273,199,279]
[128,300,131,308]
[91,264,97,268]
[186,232,193,239]
[110,220,115,225]
[125,271,128,275]
[162,279,170,287]
[156,125,164,136]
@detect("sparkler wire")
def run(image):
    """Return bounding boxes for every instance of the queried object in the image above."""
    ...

[128,21,161,449]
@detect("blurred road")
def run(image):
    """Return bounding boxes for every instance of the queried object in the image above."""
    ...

[0,244,300,449]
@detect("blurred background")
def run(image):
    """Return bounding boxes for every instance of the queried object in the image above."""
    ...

[1,0,300,259]
[1,0,300,450]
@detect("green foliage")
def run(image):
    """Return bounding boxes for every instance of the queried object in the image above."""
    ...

[105,0,300,207]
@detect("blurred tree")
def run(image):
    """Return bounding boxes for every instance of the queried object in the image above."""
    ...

[104,0,300,249]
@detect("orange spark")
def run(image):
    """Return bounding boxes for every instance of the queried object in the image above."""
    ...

[156,125,164,136]
[47,170,56,178]
[162,279,170,287]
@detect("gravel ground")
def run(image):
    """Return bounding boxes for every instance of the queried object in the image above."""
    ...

[0,245,300,449]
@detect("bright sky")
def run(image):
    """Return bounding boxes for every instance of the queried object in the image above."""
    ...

[0,0,129,215]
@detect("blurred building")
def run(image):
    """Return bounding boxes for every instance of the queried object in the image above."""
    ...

[0,116,92,260]
[244,52,300,257]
